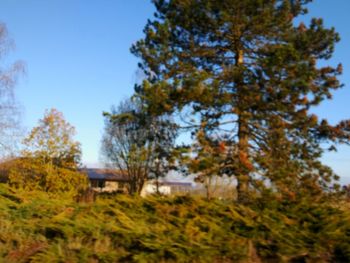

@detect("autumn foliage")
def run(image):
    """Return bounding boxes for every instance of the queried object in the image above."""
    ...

[8,109,87,195]
[1,1,350,261]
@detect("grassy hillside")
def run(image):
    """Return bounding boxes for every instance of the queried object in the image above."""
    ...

[0,184,350,263]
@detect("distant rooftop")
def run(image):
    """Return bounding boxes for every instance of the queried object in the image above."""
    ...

[83,168,192,187]
[83,168,129,182]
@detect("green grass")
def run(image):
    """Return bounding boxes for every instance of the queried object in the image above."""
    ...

[0,184,350,262]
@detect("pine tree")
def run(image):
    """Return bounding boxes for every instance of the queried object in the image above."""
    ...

[132,0,350,202]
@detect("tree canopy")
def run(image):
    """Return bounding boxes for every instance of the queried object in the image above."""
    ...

[22,108,81,169]
[9,109,87,194]
[132,0,350,201]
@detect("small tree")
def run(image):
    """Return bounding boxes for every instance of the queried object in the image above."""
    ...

[9,109,87,194]
[22,108,81,168]
[101,98,177,195]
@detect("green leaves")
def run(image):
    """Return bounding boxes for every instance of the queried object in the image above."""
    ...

[131,0,349,200]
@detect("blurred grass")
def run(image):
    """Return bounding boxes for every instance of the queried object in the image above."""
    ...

[0,184,350,262]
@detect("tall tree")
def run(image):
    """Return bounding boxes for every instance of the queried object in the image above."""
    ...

[0,22,24,157]
[101,98,177,195]
[132,0,349,201]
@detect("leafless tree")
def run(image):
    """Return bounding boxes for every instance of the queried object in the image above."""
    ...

[0,22,24,158]
[101,99,152,194]
[101,98,177,195]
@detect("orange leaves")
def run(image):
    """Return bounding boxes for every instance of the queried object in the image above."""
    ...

[238,151,254,171]
[301,96,309,105]
[218,141,226,153]
[298,22,307,32]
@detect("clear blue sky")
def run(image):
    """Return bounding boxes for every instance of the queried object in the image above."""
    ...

[0,1,349,183]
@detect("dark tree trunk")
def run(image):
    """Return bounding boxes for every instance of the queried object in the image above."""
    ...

[235,48,251,203]
[237,116,250,203]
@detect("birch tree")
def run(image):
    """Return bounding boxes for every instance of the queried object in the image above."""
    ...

[0,22,24,157]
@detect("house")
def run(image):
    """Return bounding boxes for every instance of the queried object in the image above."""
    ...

[84,168,129,193]
[84,168,193,196]
[140,181,193,197]
[164,182,193,194]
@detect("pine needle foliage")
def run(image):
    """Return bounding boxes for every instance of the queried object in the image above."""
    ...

[131,0,350,202]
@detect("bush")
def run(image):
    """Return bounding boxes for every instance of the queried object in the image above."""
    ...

[0,184,350,262]
[8,158,88,196]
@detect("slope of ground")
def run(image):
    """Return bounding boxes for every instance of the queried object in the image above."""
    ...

[0,184,350,262]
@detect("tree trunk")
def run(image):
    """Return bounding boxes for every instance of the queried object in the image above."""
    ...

[235,47,251,203]
[205,176,212,200]
[237,116,250,203]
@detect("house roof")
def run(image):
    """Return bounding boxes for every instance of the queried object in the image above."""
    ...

[83,169,193,187]
[83,168,129,182]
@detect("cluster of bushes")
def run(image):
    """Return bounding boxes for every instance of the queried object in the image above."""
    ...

[1,184,350,262]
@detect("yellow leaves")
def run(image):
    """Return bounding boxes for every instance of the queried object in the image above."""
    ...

[8,157,88,195]
[8,157,45,190]
[22,108,81,169]
[51,207,75,222]
[45,167,88,195]
[309,114,318,126]
[9,109,86,195]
